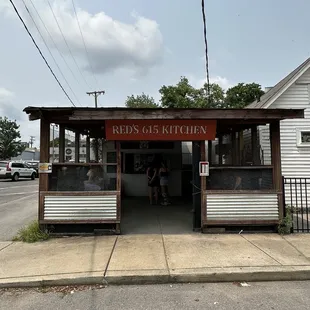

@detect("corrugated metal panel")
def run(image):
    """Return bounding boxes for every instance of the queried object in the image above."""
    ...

[44,195,117,220]
[206,194,279,221]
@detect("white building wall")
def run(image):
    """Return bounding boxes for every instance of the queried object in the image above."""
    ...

[258,69,310,177]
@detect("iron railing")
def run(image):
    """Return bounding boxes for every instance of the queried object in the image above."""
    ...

[283,178,310,233]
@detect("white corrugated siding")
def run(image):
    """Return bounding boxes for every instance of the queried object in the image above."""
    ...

[206,194,279,221]
[44,195,117,220]
[258,69,310,209]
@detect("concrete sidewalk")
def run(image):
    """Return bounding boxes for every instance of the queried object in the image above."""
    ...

[0,233,310,287]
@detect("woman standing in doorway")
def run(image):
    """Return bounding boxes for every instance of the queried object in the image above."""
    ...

[147,161,160,205]
[159,160,170,205]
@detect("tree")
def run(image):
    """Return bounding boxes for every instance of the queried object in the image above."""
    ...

[159,77,199,108]
[159,77,225,108]
[225,83,265,108]
[125,93,159,108]
[0,117,25,160]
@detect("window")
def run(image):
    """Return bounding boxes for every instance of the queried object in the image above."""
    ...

[106,152,117,173]
[297,129,310,147]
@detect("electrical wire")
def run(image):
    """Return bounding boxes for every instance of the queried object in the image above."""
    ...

[71,0,98,86]
[22,0,82,106]
[29,0,84,90]
[201,0,211,103]
[9,0,76,107]
[46,0,91,89]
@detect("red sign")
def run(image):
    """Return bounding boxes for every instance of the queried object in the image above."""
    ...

[105,120,217,141]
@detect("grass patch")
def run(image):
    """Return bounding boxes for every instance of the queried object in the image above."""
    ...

[13,221,50,243]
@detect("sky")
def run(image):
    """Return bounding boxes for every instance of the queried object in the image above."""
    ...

[0,0,310,146]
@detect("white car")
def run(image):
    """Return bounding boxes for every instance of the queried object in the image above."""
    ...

[0,161,37,181]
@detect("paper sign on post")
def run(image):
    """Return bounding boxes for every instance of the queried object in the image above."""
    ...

[199,161,209,176]
[39,163,52,174]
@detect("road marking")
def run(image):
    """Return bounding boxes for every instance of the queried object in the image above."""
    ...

[0,184,38,190]
[1,191,38,196]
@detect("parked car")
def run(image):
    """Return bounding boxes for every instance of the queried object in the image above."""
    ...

[0,161,37,181]
[25,161,39,178]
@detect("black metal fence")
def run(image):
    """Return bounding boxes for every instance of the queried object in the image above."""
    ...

[283,178,310,233]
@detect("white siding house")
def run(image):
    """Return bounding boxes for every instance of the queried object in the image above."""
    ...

[247,58,310,208]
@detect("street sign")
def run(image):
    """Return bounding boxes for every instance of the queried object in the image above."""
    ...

[199,161,209,176]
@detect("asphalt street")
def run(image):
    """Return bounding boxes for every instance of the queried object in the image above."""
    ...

[0,179,38,241]
[0,281,309,310]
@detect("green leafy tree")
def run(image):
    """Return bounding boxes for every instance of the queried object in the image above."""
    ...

[125,93,159,108]
[159,77,198,108]
[159,77,225,108]
[0,117,25,160]
[225,83,265,108]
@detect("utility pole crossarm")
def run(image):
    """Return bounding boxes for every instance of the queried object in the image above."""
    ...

[86,90,105,108]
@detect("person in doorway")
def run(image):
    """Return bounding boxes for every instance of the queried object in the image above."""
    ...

[159,160,170,205]
[147,161,160,205]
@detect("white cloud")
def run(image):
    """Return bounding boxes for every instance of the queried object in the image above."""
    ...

[1,1,164,76]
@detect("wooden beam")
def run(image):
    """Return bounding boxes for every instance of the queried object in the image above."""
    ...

[238,131,244,165]
[39,119,50,221]
[68,108,305,121]
[270,120,283,219]
[200,141,206,229]
[75,131,80,163]
[59,125,65,163]
[86,136,90,163]
[218,136,223,165]
[231,132,237,165]
[192,141,201,230]
[208,140,212,165]
[251,126,260,165]
[116,142,121,223]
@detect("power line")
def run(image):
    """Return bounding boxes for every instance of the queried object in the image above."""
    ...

[9,0,76,107]
[71,0,98,86]
[22,0,81,106]
[201,0,211,103]
[28,0,84,91]
[46,0,91,90]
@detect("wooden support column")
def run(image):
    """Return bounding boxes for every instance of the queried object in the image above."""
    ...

[75,131,80,163]
[192,141,201,231]
[59,125,65,163]
[116,141,121,234]
[218,135,223,165]
[86,136,90,163]
[231,132,237,165]
[200,141,206,229]
[251,126,260,165]
[238,130,244,165]
[208,140,212,164]
[270,120,283,219]
[39,119,50,222]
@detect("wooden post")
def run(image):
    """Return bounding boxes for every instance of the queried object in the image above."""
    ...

[208,140,212,164]
[218,135,223,165]
[116,141,121,233]
[251,126,260,165]
[75,131,80,163]
[86,135,90,163]
[231,132,237,165]
[39,119,50,221]
[270,120,283,219]
[200,141,206,230]
[238,131,244,165]
[192,141,201,231]
[59,125,65,163]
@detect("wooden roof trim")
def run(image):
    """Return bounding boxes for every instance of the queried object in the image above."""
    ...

[23,106,304,121]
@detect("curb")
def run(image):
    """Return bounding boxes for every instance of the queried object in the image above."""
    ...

[1,268,310,288]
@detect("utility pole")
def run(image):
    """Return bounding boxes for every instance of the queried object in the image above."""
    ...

[86,91,105,162]
[29,136,35,148]
[86,90,105,108]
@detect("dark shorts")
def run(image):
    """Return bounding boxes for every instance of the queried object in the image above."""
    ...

[148,177,160,187]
